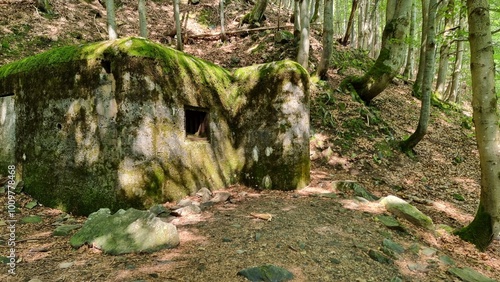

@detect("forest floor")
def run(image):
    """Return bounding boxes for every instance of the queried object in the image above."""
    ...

[0,0,499,281]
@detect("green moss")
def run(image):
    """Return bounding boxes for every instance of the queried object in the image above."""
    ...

[454,204,493,251]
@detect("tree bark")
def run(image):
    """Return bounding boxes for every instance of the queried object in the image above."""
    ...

[106,0,118,40]
[138,0,148,38]
[293,0,301,37]
[455,0,500,251]
[220,0,227,41]
[402,0,416,80]
[400,0,437,152]
[445,3,465,103]
[242,0,269,27]
[342,0,412,104]
[296,0,310,69]
[340,0,359,46]
[434,0,455,97]
[412,0,429,97]
[174,0,183,50]
[316,0,333,79]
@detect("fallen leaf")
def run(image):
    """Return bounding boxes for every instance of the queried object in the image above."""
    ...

[250,213,273,221]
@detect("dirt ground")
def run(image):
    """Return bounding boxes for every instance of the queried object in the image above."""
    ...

[1,0,499,281]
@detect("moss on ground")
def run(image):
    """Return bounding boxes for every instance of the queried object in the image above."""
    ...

[454,204,493,251]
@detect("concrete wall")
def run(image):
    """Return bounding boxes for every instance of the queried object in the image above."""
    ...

[0,37,309,215]
[0,95,15,174]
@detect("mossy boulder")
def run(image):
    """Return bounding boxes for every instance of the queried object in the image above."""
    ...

[0,37,309,215]
[70,208,179,255]
[380,195,434,230]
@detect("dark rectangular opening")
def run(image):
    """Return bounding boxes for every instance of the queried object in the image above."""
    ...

[185,106,209,141]
[0,92,14,98]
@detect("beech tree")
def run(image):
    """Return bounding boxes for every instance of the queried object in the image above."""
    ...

[106,0,118,40]
[445,1,466,103]
[242,0,269,27]
[455,0,500,251]
[296,0,310,69]
[413,0,429,96]
[343,0,412,104]
[174,0,183,50]
[400,0,437,152]
[340,0,359,46]
[138,0,148,38]
[316,0,333,79]
[402,0,416,80]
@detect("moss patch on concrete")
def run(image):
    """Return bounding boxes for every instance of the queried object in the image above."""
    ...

[0,37,310,215]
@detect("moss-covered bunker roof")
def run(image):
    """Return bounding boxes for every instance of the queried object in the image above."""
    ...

[0,37,231,80]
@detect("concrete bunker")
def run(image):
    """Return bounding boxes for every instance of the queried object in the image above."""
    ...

[0,37,310,215]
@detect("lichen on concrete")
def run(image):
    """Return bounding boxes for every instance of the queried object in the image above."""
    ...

[0,37,310,215]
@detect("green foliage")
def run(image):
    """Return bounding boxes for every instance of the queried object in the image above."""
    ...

[330,47,375,73]
[197,7,218,28]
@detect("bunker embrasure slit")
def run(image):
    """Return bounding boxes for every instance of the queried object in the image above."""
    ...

[101,60,111,73]
[0,92,14,98]
[185,106,209,141]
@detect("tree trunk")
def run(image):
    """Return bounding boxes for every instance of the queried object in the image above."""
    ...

[174,0,183,50]
[455,0,500,251]
[434,0,455,97]
[367,0,381,58]
[106,0,118,40]
[340,0,359,46]
[412,0,429,97]
[220,0,227,41]
[316,0,333,79]
[343,0,412,104]
[293,0,301,37]
[138,0,148,38]
[310,0,321,23]
[402,0,416,80]
[242,0,269,27]
[296,0,310,69]
[400,0,437,152]
[446,3,465,103]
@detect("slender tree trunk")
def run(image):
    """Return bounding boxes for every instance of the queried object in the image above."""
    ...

[446,3,465,103]
[340,0,359,46]
[106,0,118,40]
[311,0,321,23]
[220,0,227,41]
[316,0,333,79]
[367,0,380,57]
[342,0,412,104]
[296,0,310,68]
[400,0,437,152]
[434,0,455,97]
[174,0,183,50]
[402,0,416,80]
[413,0,429,96]
[138,0,148,38]
[293,0,301,37]
[455,0,500,251]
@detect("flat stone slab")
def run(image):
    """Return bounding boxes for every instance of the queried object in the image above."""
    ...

[70,208,179,255]
[448,267,496,282]
[237,264,294,282]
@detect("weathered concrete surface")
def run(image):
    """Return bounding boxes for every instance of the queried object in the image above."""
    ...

[0,95,15,174]
[0,37,310,215]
